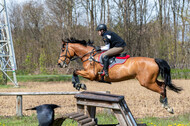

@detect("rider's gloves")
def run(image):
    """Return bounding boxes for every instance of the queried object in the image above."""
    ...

[95,46,101,51]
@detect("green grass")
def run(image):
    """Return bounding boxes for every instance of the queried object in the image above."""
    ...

[11,74,86,82]
[0,113,118,126]
[0,115,38,126]
[0,84,14,89]
[0,113,190,126]
[138,113,190,126]
[16,74,73,82]
[171,69,190,79]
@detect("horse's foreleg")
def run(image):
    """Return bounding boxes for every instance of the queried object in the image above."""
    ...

[72,71,86,90]
[72,71,80,84]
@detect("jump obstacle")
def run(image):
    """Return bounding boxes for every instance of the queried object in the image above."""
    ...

[55,91,146,126]
[0,91,146,125]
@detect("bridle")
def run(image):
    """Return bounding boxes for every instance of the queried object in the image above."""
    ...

[59,42,72,66]
[59,42,100,66]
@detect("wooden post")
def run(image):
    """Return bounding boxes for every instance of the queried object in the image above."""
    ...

[16,95,22,116]
[86,106,96,118]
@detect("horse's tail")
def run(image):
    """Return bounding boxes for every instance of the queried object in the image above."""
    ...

[155,58,182,93]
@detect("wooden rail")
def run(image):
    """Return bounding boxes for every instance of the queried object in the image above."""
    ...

[0,91,107,117]
[0,92,80,96]
[0,92,80,116]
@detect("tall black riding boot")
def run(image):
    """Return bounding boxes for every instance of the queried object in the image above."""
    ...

[101,55,109,76]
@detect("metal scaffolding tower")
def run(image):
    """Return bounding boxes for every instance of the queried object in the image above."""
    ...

[0,0,18,86]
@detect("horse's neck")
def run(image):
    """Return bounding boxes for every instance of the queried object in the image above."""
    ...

[72,44,93,60]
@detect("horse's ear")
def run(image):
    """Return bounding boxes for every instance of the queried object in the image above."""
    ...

[62,39,66,45]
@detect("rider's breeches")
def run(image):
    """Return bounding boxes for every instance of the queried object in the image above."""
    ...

[102,47,124,58]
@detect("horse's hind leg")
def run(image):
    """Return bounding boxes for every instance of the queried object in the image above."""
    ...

[157,80,174,114]
[138,78,174,113]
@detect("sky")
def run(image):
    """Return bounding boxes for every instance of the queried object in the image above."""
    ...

[7,0,44,5]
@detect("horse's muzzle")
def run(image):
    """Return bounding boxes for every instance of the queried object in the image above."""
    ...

[58,62,68,68]
[58,62,63,68]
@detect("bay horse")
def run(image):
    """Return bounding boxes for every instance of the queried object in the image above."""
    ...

[58,38,182,114]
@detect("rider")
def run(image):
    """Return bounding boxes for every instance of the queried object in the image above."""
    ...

[96,24,126,76]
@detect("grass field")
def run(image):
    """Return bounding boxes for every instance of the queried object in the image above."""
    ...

[0,112,190,126]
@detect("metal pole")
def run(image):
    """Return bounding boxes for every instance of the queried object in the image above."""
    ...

[0,0,18,86]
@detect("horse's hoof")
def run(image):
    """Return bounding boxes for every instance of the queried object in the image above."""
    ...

[81,84,87,90]
[167,107,174,114]
[74,83,81,91]
[162,104,174,114]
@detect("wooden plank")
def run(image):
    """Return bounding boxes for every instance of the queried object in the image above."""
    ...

[75,115,89,121]
[82,121,96,126]
[77,99,120,110]
[112,109,127,126]
[78,118,92,125]
[70,113,84,118]
[75,91,124,102]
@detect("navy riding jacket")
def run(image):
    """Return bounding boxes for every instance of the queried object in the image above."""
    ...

[101,31,126,48]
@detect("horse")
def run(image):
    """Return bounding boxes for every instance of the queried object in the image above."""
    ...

[57,38,182,114]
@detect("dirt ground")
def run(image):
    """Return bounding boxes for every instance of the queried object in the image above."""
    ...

[0,79,189,118]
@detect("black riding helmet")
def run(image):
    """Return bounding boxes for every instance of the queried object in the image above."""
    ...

[96,24,107,31]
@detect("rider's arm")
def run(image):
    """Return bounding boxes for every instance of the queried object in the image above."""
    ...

[101,35,111,51]
[101,43,110,51]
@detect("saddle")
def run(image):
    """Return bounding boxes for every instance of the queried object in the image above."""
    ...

[98,52,130,68]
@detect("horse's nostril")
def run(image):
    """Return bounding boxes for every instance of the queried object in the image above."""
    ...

[57,62,63,68]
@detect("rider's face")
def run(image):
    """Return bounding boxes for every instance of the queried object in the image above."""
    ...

[98,30,103,36]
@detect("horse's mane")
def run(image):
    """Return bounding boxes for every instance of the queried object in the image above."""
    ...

[66,37,94,47]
